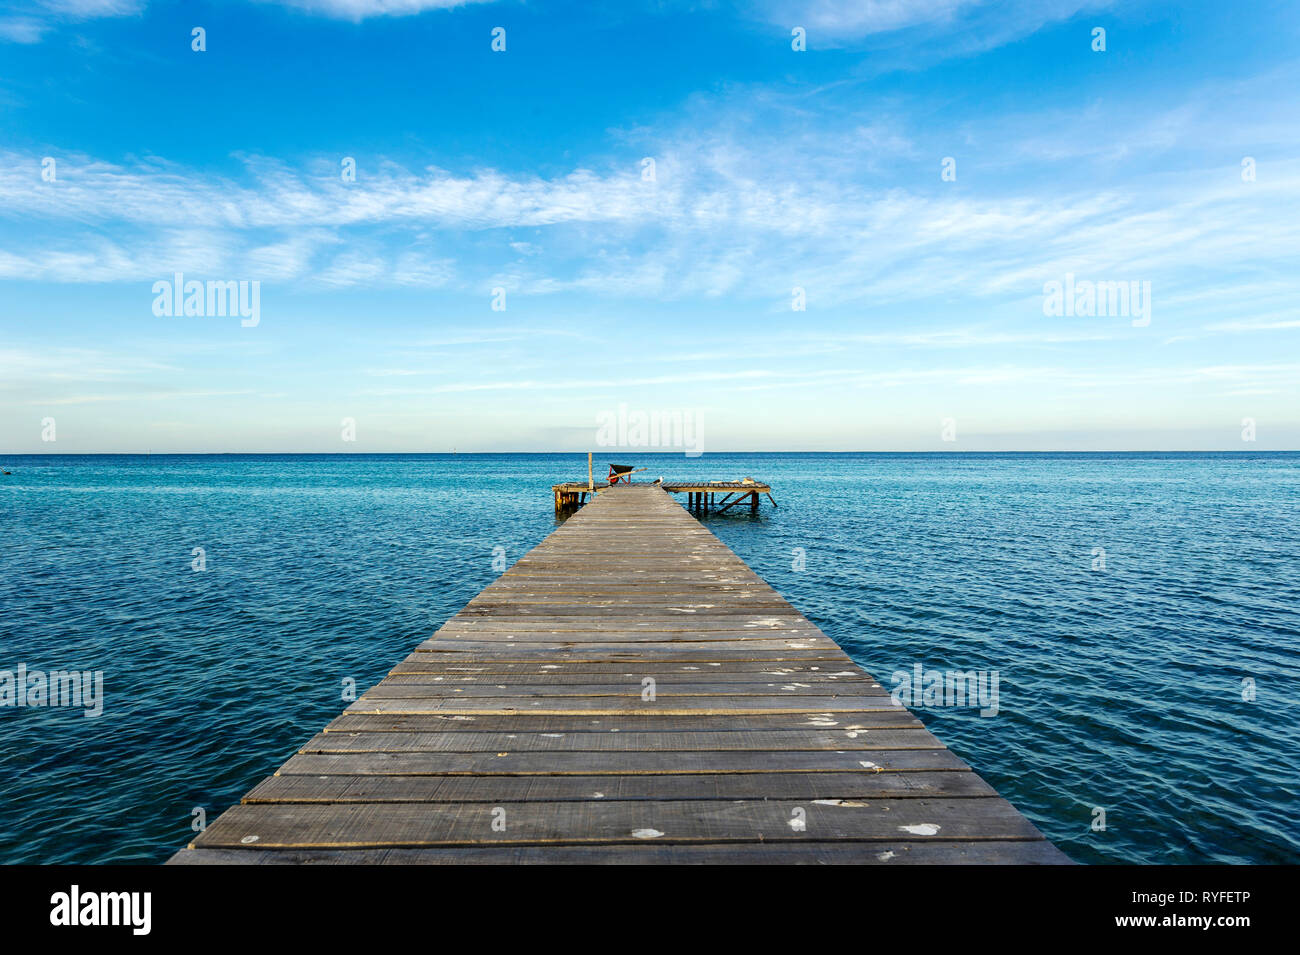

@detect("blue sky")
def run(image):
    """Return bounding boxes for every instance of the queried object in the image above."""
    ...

[1,0,1297,452]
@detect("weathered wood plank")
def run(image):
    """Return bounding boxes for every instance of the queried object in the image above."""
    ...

[299,728,943,753]
[192,798,1047,848]
[170,840,1071,864]
[345,696,903,715]
[243,771,994,804]
[375,679,883,694]
[324,710,925,733]
[362,682,888,698]
[384,662,877,680]
[277,748,972,775]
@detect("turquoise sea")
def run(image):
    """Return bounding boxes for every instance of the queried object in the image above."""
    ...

[1,452,1297,864]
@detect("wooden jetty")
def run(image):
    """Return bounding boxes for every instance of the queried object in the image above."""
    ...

[169,485,1069,864]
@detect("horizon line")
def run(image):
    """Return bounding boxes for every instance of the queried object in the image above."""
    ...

[4,449,1298,457]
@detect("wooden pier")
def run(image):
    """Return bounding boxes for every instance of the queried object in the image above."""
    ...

[169,485,1068,864]
[553,479,776,514]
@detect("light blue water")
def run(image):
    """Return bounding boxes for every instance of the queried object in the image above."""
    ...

[1,453,1297,864]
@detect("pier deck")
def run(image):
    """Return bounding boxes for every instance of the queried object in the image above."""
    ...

[169,485,1069,864]
[552,479,775,512]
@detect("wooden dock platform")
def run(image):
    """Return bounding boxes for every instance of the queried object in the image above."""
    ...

[169,485,1069,864]
[553,479,775,513]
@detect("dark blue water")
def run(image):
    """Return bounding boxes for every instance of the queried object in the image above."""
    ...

[1,453,1297,864]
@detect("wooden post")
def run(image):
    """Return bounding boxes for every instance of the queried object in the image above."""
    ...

[751,491,759,514]
[588,452,594,492]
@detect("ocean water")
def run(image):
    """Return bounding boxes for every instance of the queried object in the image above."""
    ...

[1,452,1297,865]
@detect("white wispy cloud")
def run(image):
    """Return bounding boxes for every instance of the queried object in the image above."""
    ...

[42,0,141,13]
[30,388,257,405]
[0,0,141,44]
[1205,317,1300,333]
[1,0,487,43]
[4,141,1299,317]
[0,16,46,42]
[750,0,1117,55]
[0,345,178,381]
[256,0,492,19]
[349,359,1300,398]
[5,60,1300,348]
[761,0,979,35]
